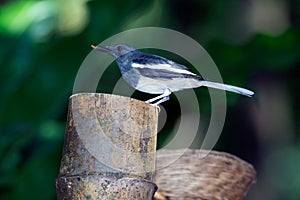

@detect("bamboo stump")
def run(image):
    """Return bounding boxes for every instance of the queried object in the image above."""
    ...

[56,93,158,200]
[154,149,256,200]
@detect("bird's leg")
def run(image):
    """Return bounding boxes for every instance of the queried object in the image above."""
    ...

[145,89,171,104]
[145,94,165,103]
[152,95,169,106]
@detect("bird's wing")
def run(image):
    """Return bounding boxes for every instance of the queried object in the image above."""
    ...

[131,54,200,80]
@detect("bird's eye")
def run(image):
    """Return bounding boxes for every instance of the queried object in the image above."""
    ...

[117,46,122,52]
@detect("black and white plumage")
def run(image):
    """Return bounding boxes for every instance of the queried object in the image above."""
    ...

[92,44,254,105]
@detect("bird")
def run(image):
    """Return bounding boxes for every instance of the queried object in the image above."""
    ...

[91,44,254,105]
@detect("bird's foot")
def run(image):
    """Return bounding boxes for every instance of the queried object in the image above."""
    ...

[145,96,170,113]
[152,104,161,113]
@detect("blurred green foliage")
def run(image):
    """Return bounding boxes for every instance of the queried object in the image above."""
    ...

[0,0,299,199]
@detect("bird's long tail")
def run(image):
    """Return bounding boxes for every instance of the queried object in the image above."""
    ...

[200,80,254,97]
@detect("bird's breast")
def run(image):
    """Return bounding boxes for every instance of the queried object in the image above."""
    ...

[135,76,202,94]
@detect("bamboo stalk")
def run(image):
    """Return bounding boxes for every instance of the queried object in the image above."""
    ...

[56,93,158,200]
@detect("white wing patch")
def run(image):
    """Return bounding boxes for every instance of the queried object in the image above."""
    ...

[132,62,195,75]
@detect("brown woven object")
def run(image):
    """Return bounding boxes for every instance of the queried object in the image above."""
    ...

[154,149,256,200]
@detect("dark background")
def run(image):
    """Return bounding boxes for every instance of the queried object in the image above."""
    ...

[1,0,299,199]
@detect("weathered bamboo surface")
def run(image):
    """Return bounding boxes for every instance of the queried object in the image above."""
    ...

[56,93,158,200]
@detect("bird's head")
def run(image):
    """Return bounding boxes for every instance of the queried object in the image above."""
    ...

[91,44,136,58]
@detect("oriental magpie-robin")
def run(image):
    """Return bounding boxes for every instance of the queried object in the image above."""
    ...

[91,44,254,105]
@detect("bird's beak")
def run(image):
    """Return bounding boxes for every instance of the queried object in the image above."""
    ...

[91,45,112,53]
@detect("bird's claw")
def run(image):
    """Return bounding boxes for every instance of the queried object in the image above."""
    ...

[144,101,161,112]
[151,104,161,113]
